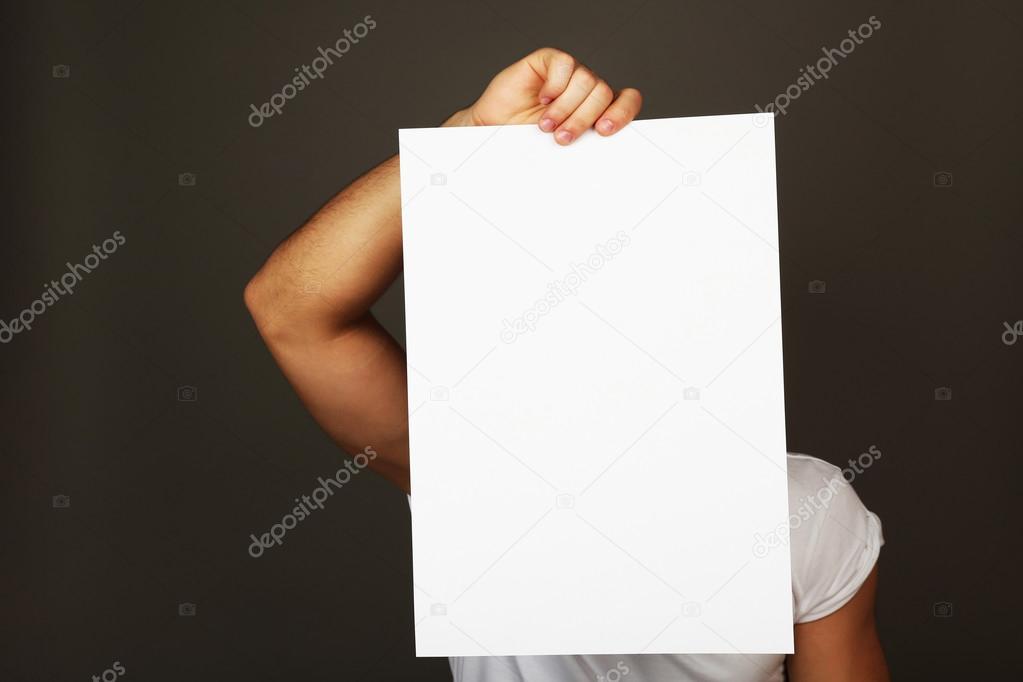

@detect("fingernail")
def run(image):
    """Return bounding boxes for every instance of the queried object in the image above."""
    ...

[555,130,573,144]
[597,118,614,133]
[539,117,556,132]
[540,96,552,105]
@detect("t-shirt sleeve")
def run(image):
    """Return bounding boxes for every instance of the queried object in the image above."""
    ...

[791,473,884,623]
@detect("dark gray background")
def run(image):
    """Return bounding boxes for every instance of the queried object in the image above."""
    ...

[2,0,1020,679]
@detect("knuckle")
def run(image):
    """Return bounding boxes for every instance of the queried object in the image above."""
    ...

[546,97,571,115]
[531,46,554,61]
[575,68,597,90]
[593,81,614,102]
[546,48,575,70]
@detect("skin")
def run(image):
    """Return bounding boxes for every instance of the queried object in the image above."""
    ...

[789,566,889,681]
[244,47,889,681]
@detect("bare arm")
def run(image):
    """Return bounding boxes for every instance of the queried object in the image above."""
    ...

[244,48,643,492]
[243,152,417,490]
[788,565,890,682]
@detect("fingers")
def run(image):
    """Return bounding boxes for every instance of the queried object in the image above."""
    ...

[594,88,643,136]
[530,48,576,105]
[554,81,614,145]
[526,49,642,145]
[539,66,600,135]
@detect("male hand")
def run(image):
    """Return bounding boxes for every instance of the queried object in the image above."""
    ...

[454,47,643,145]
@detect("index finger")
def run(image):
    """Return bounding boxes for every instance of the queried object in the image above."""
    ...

[526,48,577,104]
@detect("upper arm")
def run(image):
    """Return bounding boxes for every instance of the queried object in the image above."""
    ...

[788,564,889,682]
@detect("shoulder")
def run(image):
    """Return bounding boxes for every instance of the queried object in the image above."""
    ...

[784,451,884,623]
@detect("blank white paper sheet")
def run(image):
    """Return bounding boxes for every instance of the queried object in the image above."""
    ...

[399,113,792,657]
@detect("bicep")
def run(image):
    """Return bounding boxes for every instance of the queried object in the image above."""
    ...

[788,564,890,682]
[262,313,411,492]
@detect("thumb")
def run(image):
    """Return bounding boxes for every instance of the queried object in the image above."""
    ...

[528,48,577,105]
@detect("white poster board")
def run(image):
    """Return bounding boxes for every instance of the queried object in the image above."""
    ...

[400,113,792,656]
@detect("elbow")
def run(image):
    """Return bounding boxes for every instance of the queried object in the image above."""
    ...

[242,272,263,316]
[243,271,279,339]
[243,269,336,345]
[244,264,357,345]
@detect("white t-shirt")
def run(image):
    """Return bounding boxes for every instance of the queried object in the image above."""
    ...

[441,453,884,682]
